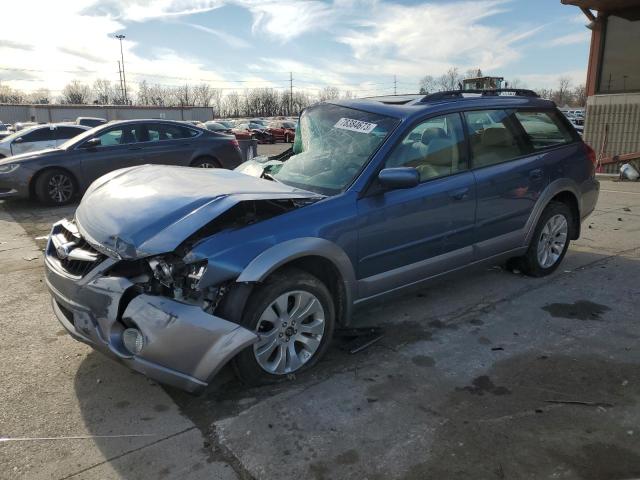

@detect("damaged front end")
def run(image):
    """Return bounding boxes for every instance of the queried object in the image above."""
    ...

[44,166,321,392]
[44,219,258,393]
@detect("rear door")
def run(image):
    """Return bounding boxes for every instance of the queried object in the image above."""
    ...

[11,126,56,155]
[357,113,477,298]
[465,109,548,259]
[142,123,200,166]
[78,124,147,185]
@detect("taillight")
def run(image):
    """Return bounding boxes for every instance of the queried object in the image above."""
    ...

[583,142,597,175]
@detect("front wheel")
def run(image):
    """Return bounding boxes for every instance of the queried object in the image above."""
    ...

[34,169,76,205]
[232,268,335,385]
[511,201,572,277]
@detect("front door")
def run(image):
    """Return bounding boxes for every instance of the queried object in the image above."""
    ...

[78,124,147,186]
[356,113,476,299]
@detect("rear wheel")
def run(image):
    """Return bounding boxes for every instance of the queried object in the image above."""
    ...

[284,133,291,143]
[191,157,221,168]
[34,169,76,205]
[232,268,335,385]
[510,201,572,277]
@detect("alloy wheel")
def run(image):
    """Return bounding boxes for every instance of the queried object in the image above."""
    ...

[536,214,568,268]
[47,174,73,203]
[197,162,216,168]
[253,290,326,374]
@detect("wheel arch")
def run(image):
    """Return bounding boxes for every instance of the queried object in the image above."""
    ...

[29,166,80,199]
[524,179,581,246]
[236,238,356,326]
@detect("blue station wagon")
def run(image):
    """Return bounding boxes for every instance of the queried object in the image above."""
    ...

[44,90,599,391]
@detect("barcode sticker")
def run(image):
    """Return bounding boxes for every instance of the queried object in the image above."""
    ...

[333,118,377,134]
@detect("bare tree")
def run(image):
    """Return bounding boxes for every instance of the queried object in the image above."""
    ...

[193,83,215,107]
[173,84,193,107]
[61,80,92,104]
[92,79,115,104]
[211,88,223,117]
[26,88,51,104]
[0,83,26,103]
[318,86,340,102]
[552,76,573,107]
[573,84,587,107]
[438,67,461,91]
[465,68,483,79]
[223,91,243,117]
[506,78,526,89]
[418,75,437,94]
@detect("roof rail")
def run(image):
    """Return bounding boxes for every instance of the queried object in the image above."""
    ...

[421,88,539,102]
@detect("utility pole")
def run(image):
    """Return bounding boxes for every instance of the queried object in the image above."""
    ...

[117,61,124,104]
[394,75,397,95]
[115,34,128,104]
[289,72,293,115]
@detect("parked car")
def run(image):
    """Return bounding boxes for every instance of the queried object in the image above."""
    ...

[76,117,107,128]
[266,120,296,143]
[235,122,274,143]
[12,121,38,131]
[0,119,242,205]
[0,123,89,158]
[0,122,11,140]
[43,91,599,392]
[204,121,233,134]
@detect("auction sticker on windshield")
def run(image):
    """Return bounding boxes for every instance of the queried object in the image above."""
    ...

[334,118,377,134]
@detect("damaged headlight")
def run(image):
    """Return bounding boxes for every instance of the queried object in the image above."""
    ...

[147,257,213,306]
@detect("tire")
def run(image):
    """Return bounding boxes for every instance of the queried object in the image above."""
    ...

[511,201,572,277]
[270,134,276,144]
[191,157,221,168]
[284,133,290,143]
[232,268,336,385]
[34,169,76,205]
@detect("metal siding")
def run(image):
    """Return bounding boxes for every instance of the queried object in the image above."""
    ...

[584,93,640,173]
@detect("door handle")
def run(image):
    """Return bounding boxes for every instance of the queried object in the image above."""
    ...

[529,168,543,180]
[448,187,469,201]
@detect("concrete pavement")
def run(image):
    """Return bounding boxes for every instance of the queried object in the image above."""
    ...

[1,176,639,479]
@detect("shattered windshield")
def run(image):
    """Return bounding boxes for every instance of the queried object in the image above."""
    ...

[271,103,399,195]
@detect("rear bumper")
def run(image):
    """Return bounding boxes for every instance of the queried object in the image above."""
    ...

[44,225,257,393]
[581,177,600,221]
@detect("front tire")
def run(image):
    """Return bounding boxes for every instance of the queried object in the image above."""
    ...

[34,169,76,205]
[232,268,335,385]
[512,201,572,277]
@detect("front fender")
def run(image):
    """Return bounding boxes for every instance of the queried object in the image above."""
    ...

[237,237,357,321]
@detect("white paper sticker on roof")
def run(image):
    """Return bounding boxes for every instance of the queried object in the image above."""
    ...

[333,118,377,134]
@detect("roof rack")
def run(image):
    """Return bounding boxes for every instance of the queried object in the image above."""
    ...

[421,88,539,102]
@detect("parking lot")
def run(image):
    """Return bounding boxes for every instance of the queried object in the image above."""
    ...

[1,161,639,479]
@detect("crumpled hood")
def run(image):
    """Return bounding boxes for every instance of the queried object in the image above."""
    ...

[75,164,320,259]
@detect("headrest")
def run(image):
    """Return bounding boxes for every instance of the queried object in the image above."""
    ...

[481,127,512,147]
[421,127,446,145]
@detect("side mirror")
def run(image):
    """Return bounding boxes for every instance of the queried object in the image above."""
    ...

[378,167,420,190]
[13,137,23,144]
[82,137,101,149]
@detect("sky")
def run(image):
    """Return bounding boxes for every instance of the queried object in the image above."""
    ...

[0,0,592,98]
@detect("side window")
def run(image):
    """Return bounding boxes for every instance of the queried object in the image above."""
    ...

[464,110,530,168]
[515,110,575,150]
[54,127,85,140]
[20,127,54,142]
[147,124,196,141]
[95,125,143,146]
[385,113,467,182]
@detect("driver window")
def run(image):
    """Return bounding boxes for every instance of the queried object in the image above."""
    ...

[385,113,466,182]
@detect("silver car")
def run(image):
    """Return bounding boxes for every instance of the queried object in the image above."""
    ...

[0,123,89,159]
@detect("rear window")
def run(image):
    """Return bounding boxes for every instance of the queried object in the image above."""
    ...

[147,124,198,141]
[54,126,86,140]
[515,110,575,150]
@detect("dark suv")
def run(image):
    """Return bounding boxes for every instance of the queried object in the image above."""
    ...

[44,90,599,391]
[0,119,242,204]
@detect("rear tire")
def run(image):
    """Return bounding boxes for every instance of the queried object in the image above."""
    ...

[191,157,221,168]
[284,133,291,143]
[232,268,335,386]
[510,201,572,277]
[34,169,76,205]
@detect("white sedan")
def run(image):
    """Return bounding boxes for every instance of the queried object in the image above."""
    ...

[0,123,89,158]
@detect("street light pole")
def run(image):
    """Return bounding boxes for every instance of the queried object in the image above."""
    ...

[115,34,128,104]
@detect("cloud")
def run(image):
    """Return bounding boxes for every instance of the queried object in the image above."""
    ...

[0,39,33,51]
[107,0,224,22]
[545,31,590,47]
[184,22,251,48]
[58,47,104,63]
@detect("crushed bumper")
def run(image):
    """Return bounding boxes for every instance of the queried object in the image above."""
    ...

[44,235,257,393]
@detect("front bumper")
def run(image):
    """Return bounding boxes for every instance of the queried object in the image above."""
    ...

[0,166,31,199]
[44,221,257,393]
